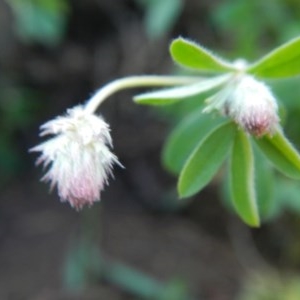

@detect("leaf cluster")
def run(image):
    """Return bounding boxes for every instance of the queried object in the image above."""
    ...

[135,37,300,226]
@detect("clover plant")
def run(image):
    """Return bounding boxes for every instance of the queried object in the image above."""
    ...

[32,36,300,227]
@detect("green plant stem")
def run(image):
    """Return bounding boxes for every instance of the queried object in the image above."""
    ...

[85,75,200,113]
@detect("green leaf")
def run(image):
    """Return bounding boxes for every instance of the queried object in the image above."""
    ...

[170,37,236,73]
[247,36,300,78]
[162,109,225,174]
[134,75,230,105]
[253,148,275,220]
[178,122,235,198]
[230,130,260,227]
[255,129,300,179]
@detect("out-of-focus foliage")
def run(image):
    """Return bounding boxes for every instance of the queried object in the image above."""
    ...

[6,0,69,46]
[0,0,70,181]
[0,86,38,180]
[64,238,191,299]
[64,238,102,290]
[135,0,183,39]
[238,271,300,300]
[212,0,300,58]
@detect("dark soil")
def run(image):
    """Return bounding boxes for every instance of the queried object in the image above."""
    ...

[0,176,245,300]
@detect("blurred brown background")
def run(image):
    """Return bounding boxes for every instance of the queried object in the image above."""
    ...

[1,0,300,299]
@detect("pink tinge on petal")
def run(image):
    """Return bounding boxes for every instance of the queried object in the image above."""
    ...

[57,171,104,210]
[243,118,271,137]
[31,105,120,210]
[239,105,279,137]
[67,196,99,211]
[226,75,279,137]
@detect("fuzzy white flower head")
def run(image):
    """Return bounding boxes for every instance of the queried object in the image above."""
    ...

[204,74,279,136]
[30,105,120,210]
[227,75,279,136]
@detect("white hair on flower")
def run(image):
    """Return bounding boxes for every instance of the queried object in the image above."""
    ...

[30,105,120,210]
[204,74,279,137]
[227,75,279,136]
[30,75,197,210]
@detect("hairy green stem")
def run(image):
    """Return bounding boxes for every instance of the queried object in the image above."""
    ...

[85,75,200,113]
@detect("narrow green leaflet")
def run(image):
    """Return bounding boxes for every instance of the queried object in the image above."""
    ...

[255,129,300,179]
[247,36,300,78]
[134,75,230,105]
[254,148,275,220]
[162,109,225,174]
[178,122,235,198]
[230,130,260,227]
[170,37,236,73]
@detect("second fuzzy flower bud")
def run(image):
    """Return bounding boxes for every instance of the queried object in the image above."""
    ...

[226,75,279,136]
[204,74,280,137]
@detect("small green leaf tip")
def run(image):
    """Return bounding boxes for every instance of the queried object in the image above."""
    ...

[247,36,300,78]
[170,37,236,73]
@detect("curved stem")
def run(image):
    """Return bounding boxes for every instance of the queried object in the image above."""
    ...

[84,75,200,114]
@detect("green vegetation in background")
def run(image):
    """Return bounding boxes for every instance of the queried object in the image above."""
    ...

[238,271,300,300]
[212,0,300,59]
[0,0,70,181]
[64,209,192,300]
[0,86,39,180]
[135,0,183,39]
[6,0,69,46]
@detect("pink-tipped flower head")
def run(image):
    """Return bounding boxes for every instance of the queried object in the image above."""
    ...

[30,105,120,210]
[227,75,279,136]
[204,74,279,137]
